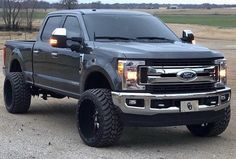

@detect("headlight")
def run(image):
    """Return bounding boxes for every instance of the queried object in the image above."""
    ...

[215,59,227,87]
[118,60,145,90]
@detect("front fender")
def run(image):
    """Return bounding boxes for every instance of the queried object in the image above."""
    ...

[80,63,122,93]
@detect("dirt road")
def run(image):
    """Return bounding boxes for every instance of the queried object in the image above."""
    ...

[0,24,236,159]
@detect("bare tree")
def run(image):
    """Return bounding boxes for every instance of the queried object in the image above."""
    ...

[60,0,79,9]
[23,0,38,31]
[2,0,22,30]
[91,1,101,9]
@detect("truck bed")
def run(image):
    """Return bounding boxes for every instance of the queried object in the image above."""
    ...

[4,40,36,83]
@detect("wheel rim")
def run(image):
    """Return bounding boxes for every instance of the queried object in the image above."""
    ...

[79,99,100,139]
[4,79,13,107]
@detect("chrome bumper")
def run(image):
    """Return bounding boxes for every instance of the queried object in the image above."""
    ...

[112,87,231,115]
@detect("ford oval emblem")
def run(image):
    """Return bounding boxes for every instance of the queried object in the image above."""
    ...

[177,70,197,82]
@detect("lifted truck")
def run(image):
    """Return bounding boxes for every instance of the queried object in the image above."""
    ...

[3,9,231,147]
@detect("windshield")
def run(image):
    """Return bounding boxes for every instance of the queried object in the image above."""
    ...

[83,14,180,42]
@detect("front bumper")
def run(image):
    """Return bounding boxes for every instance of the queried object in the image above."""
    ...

[112,87,231,116]
[120,107,230,127]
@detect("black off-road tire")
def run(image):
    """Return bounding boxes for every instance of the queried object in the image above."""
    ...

[4,72,31,114]
[187,106,230,137]
[77,89,123,147]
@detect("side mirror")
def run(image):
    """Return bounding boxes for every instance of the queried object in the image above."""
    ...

[50,28,67,48]
[68,37,84,52]
[181,30,195,44]
[50,28,84,52]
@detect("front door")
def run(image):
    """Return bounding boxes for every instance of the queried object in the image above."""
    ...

[51,16,84,96]
[33,15,64,90]
[33,15,82,97]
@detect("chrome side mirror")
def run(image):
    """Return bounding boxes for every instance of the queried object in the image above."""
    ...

[50,28,67,48]
[181,30,195,44]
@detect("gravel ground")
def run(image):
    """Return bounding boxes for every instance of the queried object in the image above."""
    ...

[0,24,236,159]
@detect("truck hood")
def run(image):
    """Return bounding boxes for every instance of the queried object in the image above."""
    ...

[95,41,223,59]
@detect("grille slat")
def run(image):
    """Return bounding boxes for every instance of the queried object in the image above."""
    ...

[146,83,216,94]
[146,59,215,66]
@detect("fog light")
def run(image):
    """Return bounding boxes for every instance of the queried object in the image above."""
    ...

[126,99,144,107]
[129,100,137,105]
[220,94,230,103]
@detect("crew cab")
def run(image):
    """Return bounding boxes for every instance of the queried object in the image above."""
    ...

[3,10,231,147]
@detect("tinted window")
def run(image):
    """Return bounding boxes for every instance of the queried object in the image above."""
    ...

[83,14,179,42]
[63,16,81,38]
[41,16,62,42]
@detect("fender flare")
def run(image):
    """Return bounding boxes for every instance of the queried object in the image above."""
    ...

[8,48,24,73]
[80,65,120,93]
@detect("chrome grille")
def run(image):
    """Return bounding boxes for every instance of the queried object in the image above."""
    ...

[140,65,218,85]
[139,59,219,93]
[146,83,216,93]
[146,59,215,66]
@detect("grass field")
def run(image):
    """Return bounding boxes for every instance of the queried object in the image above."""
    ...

[140,8,236,28]
[157,14,236,28]
[1,8,236,28]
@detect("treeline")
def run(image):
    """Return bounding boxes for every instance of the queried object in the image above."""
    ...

[178,3,236,9]
[78,2,236,9]
[1,0,236,31]
[1,0,39,31]
[1,1,236,10]
[78,2,160,9]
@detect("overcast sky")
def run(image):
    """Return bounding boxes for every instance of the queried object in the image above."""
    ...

[45,0,236,4]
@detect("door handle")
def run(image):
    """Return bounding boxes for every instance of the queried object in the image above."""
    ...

[51,52,58,58]
[33,50,39,54]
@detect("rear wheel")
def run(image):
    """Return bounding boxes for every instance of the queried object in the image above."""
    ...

[4,72,31,114]
[77,89,123,147]
[187,106,230,137]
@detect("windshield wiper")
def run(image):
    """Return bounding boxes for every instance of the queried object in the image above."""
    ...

[95,36,135,41]
[136,37,174,41]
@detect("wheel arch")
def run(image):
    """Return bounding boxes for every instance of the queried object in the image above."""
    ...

[10,59,22,72]
[81,66,118,93]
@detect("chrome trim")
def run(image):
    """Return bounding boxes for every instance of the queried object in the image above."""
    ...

[79,54,84,74]
[140,65,217,85]
[33,50,39,54]
[147,76,215,85]
[176,69,197,82]
[51,52,58,58]
[214,58,226,65]
[112,87,231,115]
[146,66,216,75]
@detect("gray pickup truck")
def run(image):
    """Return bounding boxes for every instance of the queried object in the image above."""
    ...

[3,9,231,147]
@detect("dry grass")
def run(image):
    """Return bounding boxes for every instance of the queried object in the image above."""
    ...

[0,31,38,49]
[135,8,236,15]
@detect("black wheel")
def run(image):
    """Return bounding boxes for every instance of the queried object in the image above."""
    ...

[77,89,123,147]
[187,106,230,137]
[3,72,31,114]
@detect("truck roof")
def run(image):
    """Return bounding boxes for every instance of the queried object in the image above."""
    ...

[49,9,151,16]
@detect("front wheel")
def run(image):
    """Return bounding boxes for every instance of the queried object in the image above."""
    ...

[187,106,230,137]
[77,89,123,147]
